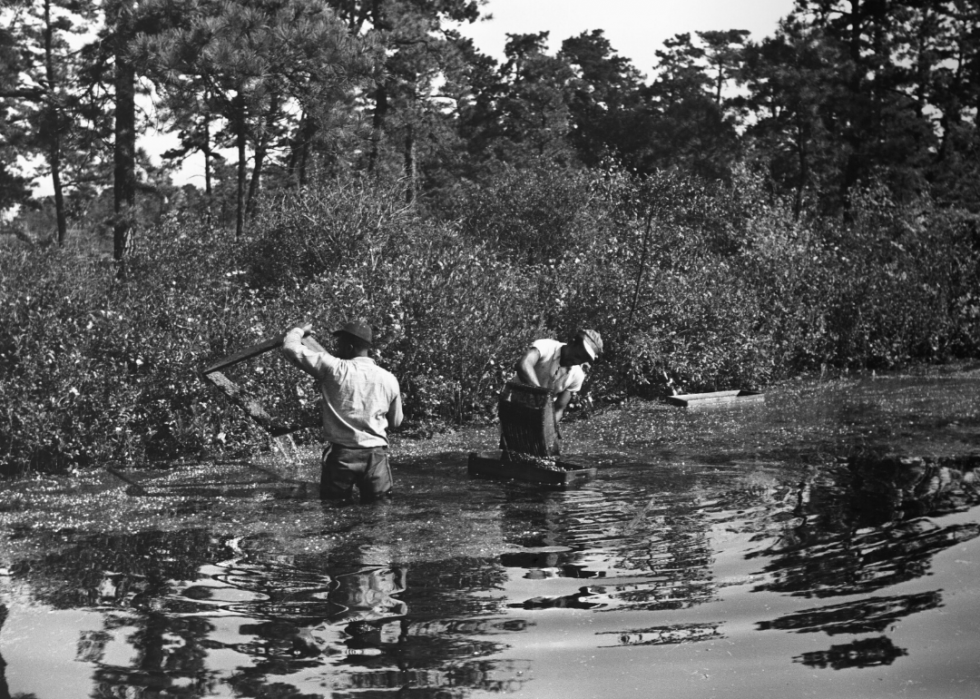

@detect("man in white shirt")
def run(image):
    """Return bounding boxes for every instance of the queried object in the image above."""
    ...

[515,329,603,423]
[281,321,402,502]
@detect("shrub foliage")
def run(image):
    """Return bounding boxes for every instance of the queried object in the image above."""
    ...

[2,167,978,475]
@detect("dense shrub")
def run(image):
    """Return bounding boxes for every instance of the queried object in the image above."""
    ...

[441,160,612,266]
[0,215,271,475]
[0,251,124,471]
[242,179,413,291]
[242,179,563,423]
[823,186,980,366]
[2,167,978,476]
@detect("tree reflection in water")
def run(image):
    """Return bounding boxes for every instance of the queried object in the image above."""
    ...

[2,411,979,694]
[597,622,723,647]
[6,527,529,698]
[0,604,16,699]
[496,480,718,614]
[796,636,908,670]
[752,454,980,600]
[758,591,942,635]
[750,454,980,669]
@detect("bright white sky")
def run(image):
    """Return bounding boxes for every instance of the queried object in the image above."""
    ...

[458,0,797,75]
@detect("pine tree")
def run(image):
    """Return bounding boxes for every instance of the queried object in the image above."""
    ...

[137,0,364,236]
[460,32,576,166]
[0,0,100,245]
[0,22,32,215]
[790,0,939,212]
[326,0,483,199]
[643,32,742,180]
[742,18,842,216]
[559,29,647,169]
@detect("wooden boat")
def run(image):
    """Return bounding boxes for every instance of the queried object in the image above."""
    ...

[666,389,765,409]
[468,451,597,487]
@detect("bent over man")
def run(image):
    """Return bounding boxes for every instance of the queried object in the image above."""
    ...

[281,321,402,503]
[515,328,603,423]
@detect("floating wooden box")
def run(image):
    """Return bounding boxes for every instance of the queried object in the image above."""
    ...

[666,390,765,409]
[467,451,597,487]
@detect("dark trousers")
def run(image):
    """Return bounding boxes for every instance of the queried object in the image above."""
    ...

[321,444,392,502]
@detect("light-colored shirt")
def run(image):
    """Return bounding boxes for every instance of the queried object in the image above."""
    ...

[528,339,585,394]
[281,328,401,448]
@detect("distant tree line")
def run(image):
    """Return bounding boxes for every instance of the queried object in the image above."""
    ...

[2,0,979,249]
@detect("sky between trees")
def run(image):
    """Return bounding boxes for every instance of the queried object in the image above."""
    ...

[3,0,978,252]
[156,0,798,188]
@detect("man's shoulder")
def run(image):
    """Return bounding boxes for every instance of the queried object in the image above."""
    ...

[359,358,399,386]
[376,364,399,383]
[531,338,563,355]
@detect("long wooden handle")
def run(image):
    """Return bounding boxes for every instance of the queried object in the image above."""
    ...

[201,333,287,375]
[201,332,326,375]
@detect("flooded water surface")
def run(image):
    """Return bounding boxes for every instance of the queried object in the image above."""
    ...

[1,372,979,698]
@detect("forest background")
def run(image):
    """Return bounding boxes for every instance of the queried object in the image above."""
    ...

[1,0,979,475]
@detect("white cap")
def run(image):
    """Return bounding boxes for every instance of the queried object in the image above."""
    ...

[580,330,602,360]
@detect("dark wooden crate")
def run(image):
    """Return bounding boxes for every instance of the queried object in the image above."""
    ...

[467,451,597,487]
[666,390,765,409]
[498,381,559,456]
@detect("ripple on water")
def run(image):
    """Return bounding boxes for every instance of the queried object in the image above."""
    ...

[2,374,980,698]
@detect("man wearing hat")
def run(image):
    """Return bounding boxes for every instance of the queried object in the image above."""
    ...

[281,321,403,502]
[514,329,603,423]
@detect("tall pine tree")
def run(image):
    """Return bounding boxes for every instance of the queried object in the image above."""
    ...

[0,0,100,245]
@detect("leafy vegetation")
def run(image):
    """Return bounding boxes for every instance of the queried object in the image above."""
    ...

[2,167,977,476]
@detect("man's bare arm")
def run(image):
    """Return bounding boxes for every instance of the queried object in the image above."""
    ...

[553,389,573,423]
[387,394,404,429]
[516,348,542,387]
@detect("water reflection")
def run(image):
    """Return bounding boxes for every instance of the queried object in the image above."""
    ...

[6,457,980,696]
[2,525,532,698]
[757,517,980,596]
[597,622,723,647]
[497,482,717,613]
[0,604,13,699]
[510,585,601,610]
[2,375,980,695]
[751,455,980,601]
[744,450,980,673]
[795,636,908,670]
[164,537,530,696]
[758,591,942,635]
